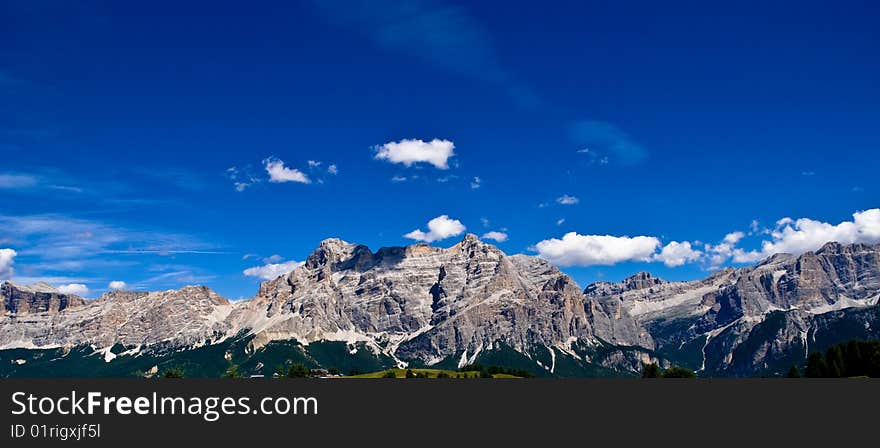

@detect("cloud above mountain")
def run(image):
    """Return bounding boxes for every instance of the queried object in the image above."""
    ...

[534,233,660,266]
[405,215,466,242]
[732,208,880,263]
[243,259,304,280]
[0,248,16,280]
[374,138,455,169]
[481,231,508,242]
[57,283,88,296]
[653,241,702,267]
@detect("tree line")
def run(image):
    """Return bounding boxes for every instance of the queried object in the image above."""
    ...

[802,339,880,378]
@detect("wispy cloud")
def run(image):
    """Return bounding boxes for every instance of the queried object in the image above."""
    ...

[226,166,261,192]
[310,0,537,106]
[0,173,39,189]
[0,214,218,261]
[556,195,579,205]
[571,121,647,165]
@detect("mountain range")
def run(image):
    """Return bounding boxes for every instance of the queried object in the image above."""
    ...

[2,235,879,377]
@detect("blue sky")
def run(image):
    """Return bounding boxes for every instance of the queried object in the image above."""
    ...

[1,0,878,299]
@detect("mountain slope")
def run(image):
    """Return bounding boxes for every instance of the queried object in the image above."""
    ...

[2,238,879,377]
[583,242,880,375]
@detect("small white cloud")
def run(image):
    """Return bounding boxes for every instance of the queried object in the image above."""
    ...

[534,233,660,267]
[723,231,745,245]
[374,138,455,169]
[57,283,89,296]
[243,260,304,280]
[404,215,466,243]
[482,231,508,242]
[653,241,702,267]
[480,217,490,227]
[470,177,481,189]
[263,157,311,184]
[0,248,17,280]
[327,164,338,175]
[108,280,127,290]
[226,166,259,192]
[802,171,815,176]
[263,254,283,264]
[556,195,579,205]
[556,218,566,226]
[391,175,407,182]
[308,160,321,168]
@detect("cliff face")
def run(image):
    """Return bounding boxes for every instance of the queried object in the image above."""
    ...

[1,282,86,315]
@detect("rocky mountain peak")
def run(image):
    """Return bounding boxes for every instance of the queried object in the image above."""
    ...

[623,271,666,290]
[305,238,365,269]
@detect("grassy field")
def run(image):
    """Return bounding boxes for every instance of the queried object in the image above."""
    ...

[349,368,522,378]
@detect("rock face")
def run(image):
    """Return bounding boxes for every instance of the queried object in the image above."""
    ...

[1,282,86,315]
[1,238,879,376]
[233,234,652,368]
[584,242,880,375]
[0,284,233,351]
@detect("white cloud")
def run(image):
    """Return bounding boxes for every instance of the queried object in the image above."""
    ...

[480,217,490,227]
[653,241,702,267]
[481,231,508,242]
[734,208,880,262]
[243,260,303,280]
[327,164,338,175]
[704,232,747,267]
[556,195,579,205]
[391,176,407,182]
[108,280,127,290]
[57,283,88,296]
[723,231,745,245]
[556,218,566,226]
[0,173,39,189]
[308,160,321,168]
[404,215,466,243]
[263,158,311,184]
[471,177,481,189]
[534,233,660,267]
[0,248,16,280]
[374,138,455,169]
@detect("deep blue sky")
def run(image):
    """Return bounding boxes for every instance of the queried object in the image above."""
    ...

[1,0,878,299]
